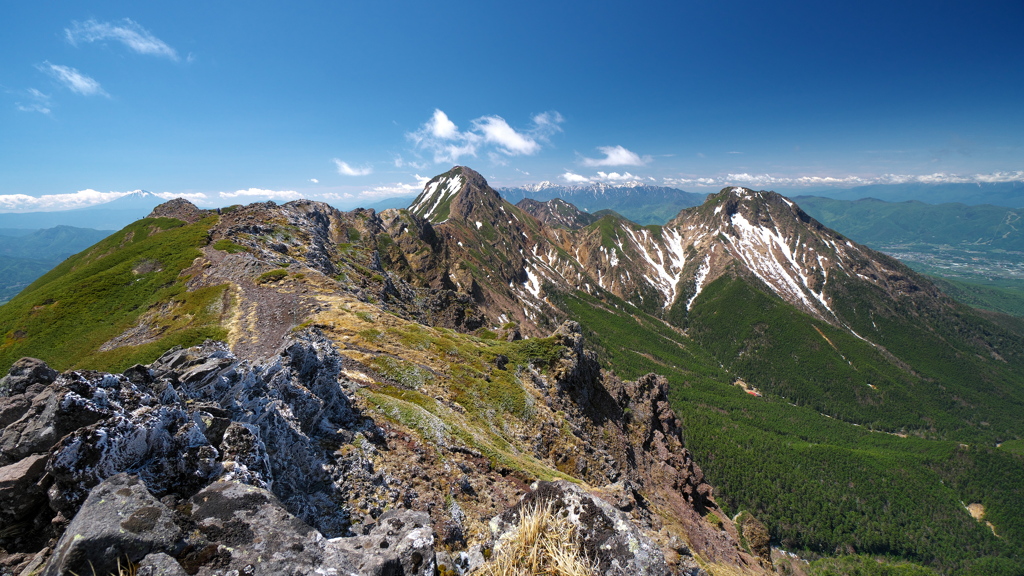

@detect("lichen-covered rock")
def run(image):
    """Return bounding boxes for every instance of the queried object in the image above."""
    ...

[42,474,183,576]
[490,480,671,576]
[327,510,436,576]
[137,552,189,576]
[178,480,326,576]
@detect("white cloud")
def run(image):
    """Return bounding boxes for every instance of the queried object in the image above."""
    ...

[408,109,563,164]
[219,188,303,201]
[66,18,178,60]
[427,109,459,139]
[580,145,650,167]
[595,171,643,183]
[310,178,319,184]
[561,171,591,184]
[473,116,540,155]
[39,62,107,97]
[0,189,139,212]
[333,159,373,176]
[662,170,1024,189]
[15,88,51,114]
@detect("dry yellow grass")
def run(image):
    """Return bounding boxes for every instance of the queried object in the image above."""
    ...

[482,500,595,576]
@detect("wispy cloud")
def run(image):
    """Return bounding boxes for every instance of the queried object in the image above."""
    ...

[408,109,563,164]
[310,178,319,184]
[66,18,178,60]
[15,88,52,114]
[393,155,427,170]
[333,159,373,176]
[663,171,1024,189]
[38,62,107,97]
[580,145,650,167]
[359,175,431,199]
[219,188,303,201]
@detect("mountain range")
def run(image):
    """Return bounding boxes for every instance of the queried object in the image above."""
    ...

[1,167,1022,575]
[498,182,708,225]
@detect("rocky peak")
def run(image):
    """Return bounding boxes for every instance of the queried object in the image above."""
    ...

[146,198,210,224]
[516,197,599,229]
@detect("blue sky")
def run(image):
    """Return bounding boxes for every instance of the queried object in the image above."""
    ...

[2,0,1023,211]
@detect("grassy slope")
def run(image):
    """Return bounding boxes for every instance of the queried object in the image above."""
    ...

[552,285,1024,574]
[0,216,229,372]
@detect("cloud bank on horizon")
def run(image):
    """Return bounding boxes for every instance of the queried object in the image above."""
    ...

[2,170,1022,214]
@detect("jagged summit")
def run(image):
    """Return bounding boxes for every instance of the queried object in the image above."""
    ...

[516,197,599,230]
[408,166,504,224]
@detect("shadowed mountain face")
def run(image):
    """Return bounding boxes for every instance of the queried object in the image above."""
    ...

[1,166,1023,574]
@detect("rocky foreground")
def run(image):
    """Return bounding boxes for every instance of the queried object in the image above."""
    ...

[0,324,768,575]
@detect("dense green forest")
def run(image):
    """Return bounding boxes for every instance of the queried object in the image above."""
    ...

[552,285,1024,575]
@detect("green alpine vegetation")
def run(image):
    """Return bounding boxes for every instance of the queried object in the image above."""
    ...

[0,226,113,304]
[0,216,230,372]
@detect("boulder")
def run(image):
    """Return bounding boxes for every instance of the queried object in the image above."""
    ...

[327,510,435,576]
[0,358,57,397]
[42,474,183,576]
[0,453,49,527]
[177,480,326,575]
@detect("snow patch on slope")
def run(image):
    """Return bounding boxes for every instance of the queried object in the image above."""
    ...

[410,173,465,221]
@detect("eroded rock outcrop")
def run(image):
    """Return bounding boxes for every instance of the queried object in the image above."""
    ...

[0,329,400,573]
[41,474,435,576]
[0,321,766,575]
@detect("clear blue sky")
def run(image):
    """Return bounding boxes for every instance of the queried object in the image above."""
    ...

[2,0,1023,211]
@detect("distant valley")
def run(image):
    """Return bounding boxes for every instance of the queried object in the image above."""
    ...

[0,227,113,303]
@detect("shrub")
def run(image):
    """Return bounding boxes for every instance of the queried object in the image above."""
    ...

[256,269,288,284]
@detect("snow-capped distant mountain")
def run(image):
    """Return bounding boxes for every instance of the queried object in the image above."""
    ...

[498,183,708,225]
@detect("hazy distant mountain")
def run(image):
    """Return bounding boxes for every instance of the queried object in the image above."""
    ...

[795,196,1024,252]
[0,190,163,230]
[498,182,707,225]
[804,181,1024,207]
